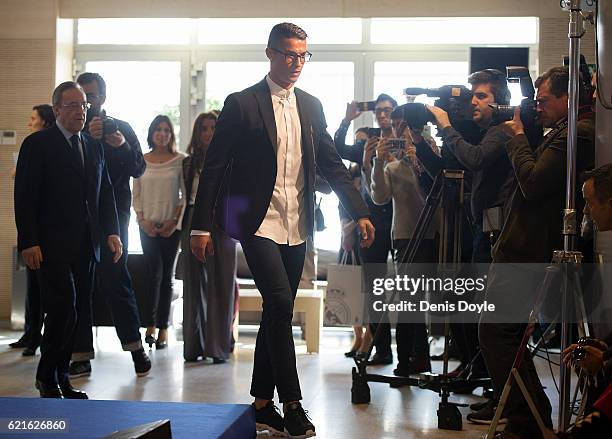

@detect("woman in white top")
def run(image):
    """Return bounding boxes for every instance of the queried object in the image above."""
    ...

[133,115,186,349]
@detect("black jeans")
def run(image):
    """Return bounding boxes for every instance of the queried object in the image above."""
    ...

[72,210,143,360]
[360,226,394,357]
[479,263,552,436]
[36,230,94,385]
[241,236,306,403]
[140,229,181,329]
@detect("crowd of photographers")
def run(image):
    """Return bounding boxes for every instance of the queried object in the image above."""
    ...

[335,63,612,438]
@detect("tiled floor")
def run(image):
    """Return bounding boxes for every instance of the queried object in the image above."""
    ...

[0,326,563,438]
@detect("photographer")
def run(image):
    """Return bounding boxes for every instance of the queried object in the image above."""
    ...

[369,119,437,375]
[479,66,595,439]
[556,164,612,438]
[70,72,151,378]
[426,69,514,263]
[335,94,397,365]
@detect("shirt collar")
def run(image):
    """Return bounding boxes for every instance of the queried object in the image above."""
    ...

[56,120,81,143]
[266,75,294,101]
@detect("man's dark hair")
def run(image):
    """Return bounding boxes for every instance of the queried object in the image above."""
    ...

[33,104,56,128]
[535,66,590,105]
[468,69,511,105]
[584,164,612,202]
[375,93,398,108]
[356,127,369,137]
[51,81,82,107]
[268,22,307,48]
[76,72,107,97]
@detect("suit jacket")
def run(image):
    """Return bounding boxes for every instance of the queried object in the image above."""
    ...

[14,124,119,263]
[191,78,369,241]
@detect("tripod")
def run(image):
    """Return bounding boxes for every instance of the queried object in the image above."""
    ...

[351,170,491,431]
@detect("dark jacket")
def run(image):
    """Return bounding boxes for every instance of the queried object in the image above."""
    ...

[441,123,513,223]
[14,124,119,263]
[191,78,369,241]
[492,113,596,263]
[85,118,145,215]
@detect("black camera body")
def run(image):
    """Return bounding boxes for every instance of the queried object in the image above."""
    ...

[87,108,118,136]
[398,85,481,143]
[489,66,543,146]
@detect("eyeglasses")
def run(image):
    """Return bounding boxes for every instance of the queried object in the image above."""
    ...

[269,47,312,64]
[61,102,91,111]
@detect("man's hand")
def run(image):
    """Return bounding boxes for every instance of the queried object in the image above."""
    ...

[139,219,158,237]
[88,117,104,140]
[343,101,362,123]
[425,104,451,129]
[501,107,525,137]
[157,219,177,238]
[107,235,123,263]
[22,246,43,270]
[104,131,126,148]
[191,235,214,262]
[375,138,396,163]
[562,342,606,375]
[357,218,375,248]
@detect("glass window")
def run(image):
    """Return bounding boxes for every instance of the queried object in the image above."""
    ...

[205,62,269,109]
[370,17,538,45]
[197,18,362,45]
[77,19,191,45]
[85,60,182,253]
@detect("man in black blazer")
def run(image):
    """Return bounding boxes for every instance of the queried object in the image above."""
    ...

[191,23,374,438]
[14,81,122,399]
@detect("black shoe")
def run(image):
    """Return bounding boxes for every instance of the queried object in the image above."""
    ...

[253,401,285,437]
[9,336,28,349]
[283,402,315,438]
[155,340,167,350]
[22,346,37,356]
[59,381,88,399]
[132,348,152,377]
[470,399,490,411]
[145,334,156,349]
[466,399,507,425]
[212,357,226,364]
[366,353,393,366]
[393,358,432,376]
[35,380,63,398]
[344,350,357,358]
[69,360,91,378]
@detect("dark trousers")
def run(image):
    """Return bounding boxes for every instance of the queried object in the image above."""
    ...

[23,268,43,349]
[479,264,552,436]
[241,236,306,403]
[140,229,181,329]
[360,227,393,357]
[36,232,94,385]
[394,238,436,368]
[72,211,142,360]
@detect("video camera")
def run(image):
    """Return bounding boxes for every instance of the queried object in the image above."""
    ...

[397,85,481,143]
[488,66,543,146]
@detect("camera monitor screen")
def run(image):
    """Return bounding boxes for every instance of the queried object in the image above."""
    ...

[469,47,529,74]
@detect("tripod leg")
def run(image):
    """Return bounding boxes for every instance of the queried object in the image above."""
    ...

[511,369,557,439]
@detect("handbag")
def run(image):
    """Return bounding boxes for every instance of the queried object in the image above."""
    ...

[324,251,364,326]
[314,197,326,232]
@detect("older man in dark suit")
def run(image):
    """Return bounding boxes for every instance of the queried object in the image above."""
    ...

[190,23,374,438]
[14,81,122,399]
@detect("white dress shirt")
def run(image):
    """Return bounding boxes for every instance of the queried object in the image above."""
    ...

[192,75,307,245]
